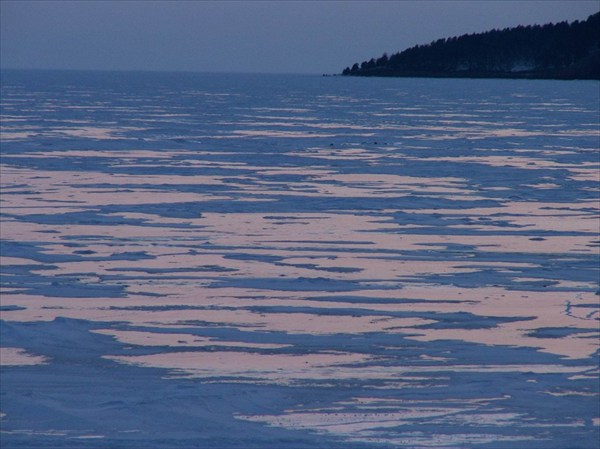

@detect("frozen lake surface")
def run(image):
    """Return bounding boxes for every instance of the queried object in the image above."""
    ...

[1,70,599,448]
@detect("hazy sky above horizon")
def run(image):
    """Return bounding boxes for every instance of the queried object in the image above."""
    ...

[2,0,599,74]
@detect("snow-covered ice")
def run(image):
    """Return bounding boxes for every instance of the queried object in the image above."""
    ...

[1,71,598,448]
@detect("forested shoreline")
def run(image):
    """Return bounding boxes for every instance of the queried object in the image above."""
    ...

[342,12,599,79]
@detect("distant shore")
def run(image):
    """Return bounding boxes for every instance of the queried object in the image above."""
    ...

[342,12,600,81]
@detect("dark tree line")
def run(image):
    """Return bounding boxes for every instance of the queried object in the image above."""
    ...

[342,12,599,79]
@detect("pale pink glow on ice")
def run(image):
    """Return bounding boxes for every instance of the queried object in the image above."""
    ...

[0,256,43,266]
[0,293,435,335]
[239,408,466,434]
[8,205,591,285]
[92,330,291,349]
[106,349,593,382]
[0,165,227,189]
[414,201,599,216]
[235,395,527,443]
[1,281,597,358]
[105,350,371,382]
[0,219,206,242]
[1,127,598,392]
[219,120,377,131]
[0,166,233,209]
[232,130,337,138]
[523,183,562,189]
[8,150,190,159]
[0,189,231,209]
[1,72,598,449]
[407,155,600,175]
[568,169,600,182]
[0,347,49,366]
[238,410,535,447]
[0,131,39,140]
[407,326,598,360]
[0,126,145,141]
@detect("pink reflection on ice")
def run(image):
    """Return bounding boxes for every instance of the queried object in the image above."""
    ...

[0,347,49,366]
[1,142,598,372]
[106,349,593,383]
[92,330,291,349]
[105,350,370,383]
[235,395,534,446]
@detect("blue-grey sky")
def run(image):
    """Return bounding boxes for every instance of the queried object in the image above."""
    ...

[1,0,599,74]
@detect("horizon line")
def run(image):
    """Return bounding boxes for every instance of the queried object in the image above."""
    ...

[0,67,335,77]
